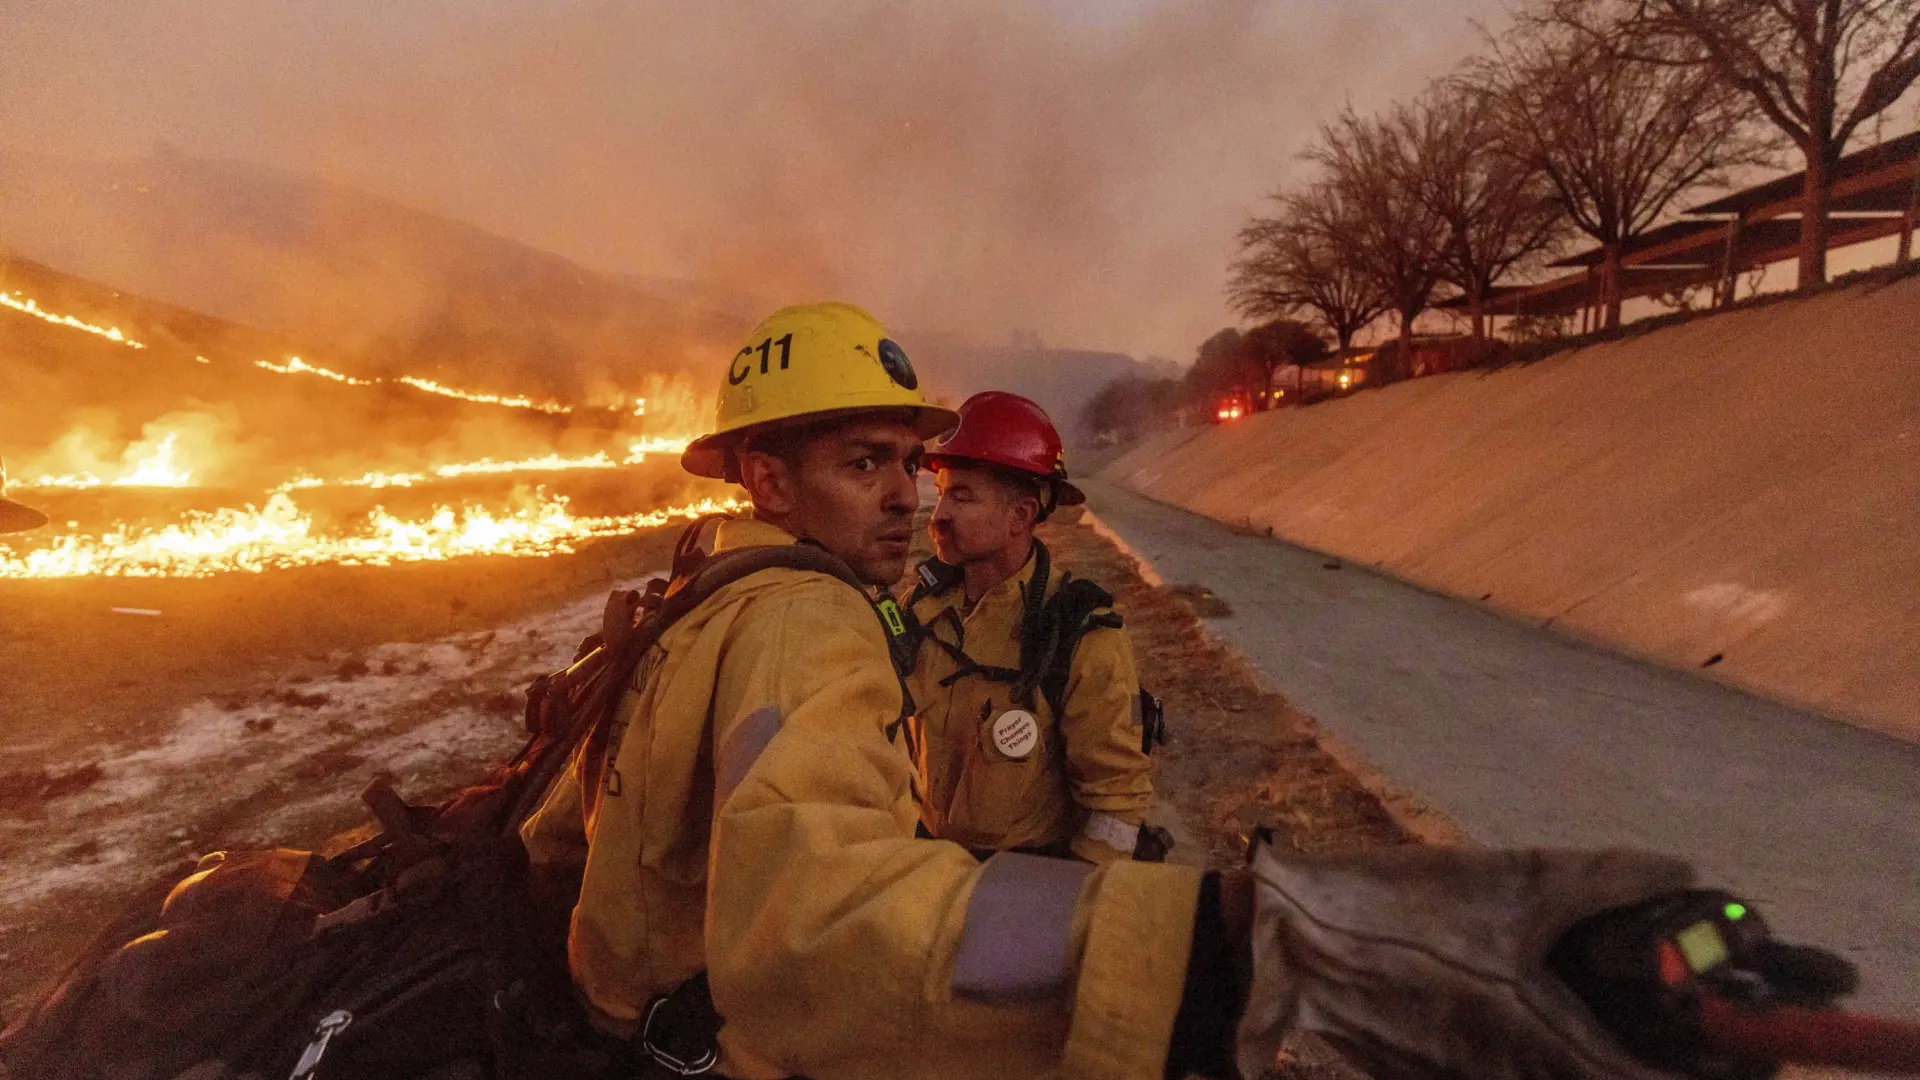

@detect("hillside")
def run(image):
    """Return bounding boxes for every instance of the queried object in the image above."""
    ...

[0,148,745,399]
[1105,277,1920,739]
[0,256,644,488]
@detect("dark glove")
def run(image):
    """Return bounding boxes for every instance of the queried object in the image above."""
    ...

[1549,889,1857,1080]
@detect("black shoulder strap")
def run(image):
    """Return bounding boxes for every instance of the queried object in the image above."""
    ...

[1035,573,1122,722]
[675,540,868,610]
[908,556,963,605]
[692,538,920,742]
[1005,541,1052,708]
[503,522,879,833]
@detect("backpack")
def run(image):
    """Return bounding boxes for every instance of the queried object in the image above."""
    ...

[0,518,879,1080]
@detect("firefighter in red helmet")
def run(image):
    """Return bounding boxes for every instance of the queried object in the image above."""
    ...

[899,391,1161,863]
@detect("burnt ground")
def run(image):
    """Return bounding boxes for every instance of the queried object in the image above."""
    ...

[0,505,1415,1077]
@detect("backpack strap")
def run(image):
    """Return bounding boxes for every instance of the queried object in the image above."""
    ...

[1034,573,1122,723]
[668,513,734,582]
[885,556,957,687]
[501,520,883,836]
[925,603,1024,690]
[907,556,963,606]
[915,540,1096,712]
[1008,541,1053,709]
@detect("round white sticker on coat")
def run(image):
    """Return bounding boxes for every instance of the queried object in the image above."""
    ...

[991,709,1039,760]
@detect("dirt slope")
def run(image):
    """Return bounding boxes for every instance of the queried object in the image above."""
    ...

[1105,277,1920,739]
[0,529,680,1014]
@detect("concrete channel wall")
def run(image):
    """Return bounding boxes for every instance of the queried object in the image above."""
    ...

[1104,277,1920,740]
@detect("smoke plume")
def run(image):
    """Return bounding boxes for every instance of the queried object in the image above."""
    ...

[0,0,1505,370]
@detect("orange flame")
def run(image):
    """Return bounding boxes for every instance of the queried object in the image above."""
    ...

[254,357,376,385]
[0,291,146,349]
[24,431,196,489]
[269,442,693,493]
[396,376,573,415]
[0,492,743,579]
[624,437,691,462]
[112,432,194,486]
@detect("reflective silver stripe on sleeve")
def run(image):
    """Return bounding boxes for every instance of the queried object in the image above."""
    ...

[951,852,1094,1002]
[1080,811,1141,855]
[716,705,782,804]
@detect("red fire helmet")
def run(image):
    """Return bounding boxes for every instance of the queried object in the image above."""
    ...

[925,391,1085,508]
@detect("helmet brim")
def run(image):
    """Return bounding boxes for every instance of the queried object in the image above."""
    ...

[0,497,49,534]
[923,452,1086,508]
[682,403,961,480]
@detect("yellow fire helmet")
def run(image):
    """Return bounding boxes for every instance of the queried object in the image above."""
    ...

[0,456,48,534]
[682,302,960,480]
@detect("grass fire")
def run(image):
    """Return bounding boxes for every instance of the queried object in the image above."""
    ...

[2,265,725,582]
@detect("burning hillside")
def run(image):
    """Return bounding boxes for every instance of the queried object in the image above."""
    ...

[0,252,750,1014]
[0,150,747,400]
[2,262,731,580]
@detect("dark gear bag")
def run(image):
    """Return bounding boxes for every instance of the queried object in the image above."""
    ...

[0,517,876,1080]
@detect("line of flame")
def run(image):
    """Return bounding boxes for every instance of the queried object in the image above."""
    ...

[0,291,146,349]
[0,288,645,417]
[0,492,743,579]
[30,440,693,494]
[396,376,573,415]
[253,357,376,385]
[266,440,693,493]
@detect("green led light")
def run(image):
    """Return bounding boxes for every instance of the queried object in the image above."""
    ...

[1724,902,1747,921]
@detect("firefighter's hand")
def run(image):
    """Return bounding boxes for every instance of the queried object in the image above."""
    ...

[1549,891,1858,1080]
[1235,843,1698,1080]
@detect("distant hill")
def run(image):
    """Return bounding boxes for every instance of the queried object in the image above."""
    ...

[0,147,745,400]
[913,336,1179,441]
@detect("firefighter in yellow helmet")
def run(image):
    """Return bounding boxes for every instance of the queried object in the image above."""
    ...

[902,391,1157,864]
[0,456,48,533]
[521,302,1810,1080]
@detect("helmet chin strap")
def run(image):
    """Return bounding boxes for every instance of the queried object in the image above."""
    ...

[1034,480,1060,524]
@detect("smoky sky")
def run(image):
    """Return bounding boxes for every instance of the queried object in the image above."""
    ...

[0,0,1508,360]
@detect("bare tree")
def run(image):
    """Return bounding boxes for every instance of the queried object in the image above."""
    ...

[1308,108,1449,382]
[1473,5,1765,327]
[1595,0,1920,286]
[1230,184,1390,351]
[1406,83,1566,343]
[1242,318,1330,406]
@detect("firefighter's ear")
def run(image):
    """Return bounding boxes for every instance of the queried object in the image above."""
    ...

[1009,489,1043,532]
[739,448,798,517]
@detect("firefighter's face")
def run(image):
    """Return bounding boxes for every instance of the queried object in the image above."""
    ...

[743,416,924,587]
[929,464,1037,567]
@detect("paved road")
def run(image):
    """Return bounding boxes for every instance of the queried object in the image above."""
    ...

[1083,477,1920,1016]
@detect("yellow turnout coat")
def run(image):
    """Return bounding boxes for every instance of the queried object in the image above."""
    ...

[521,518,1199,1080]
[904,548,1154,863]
